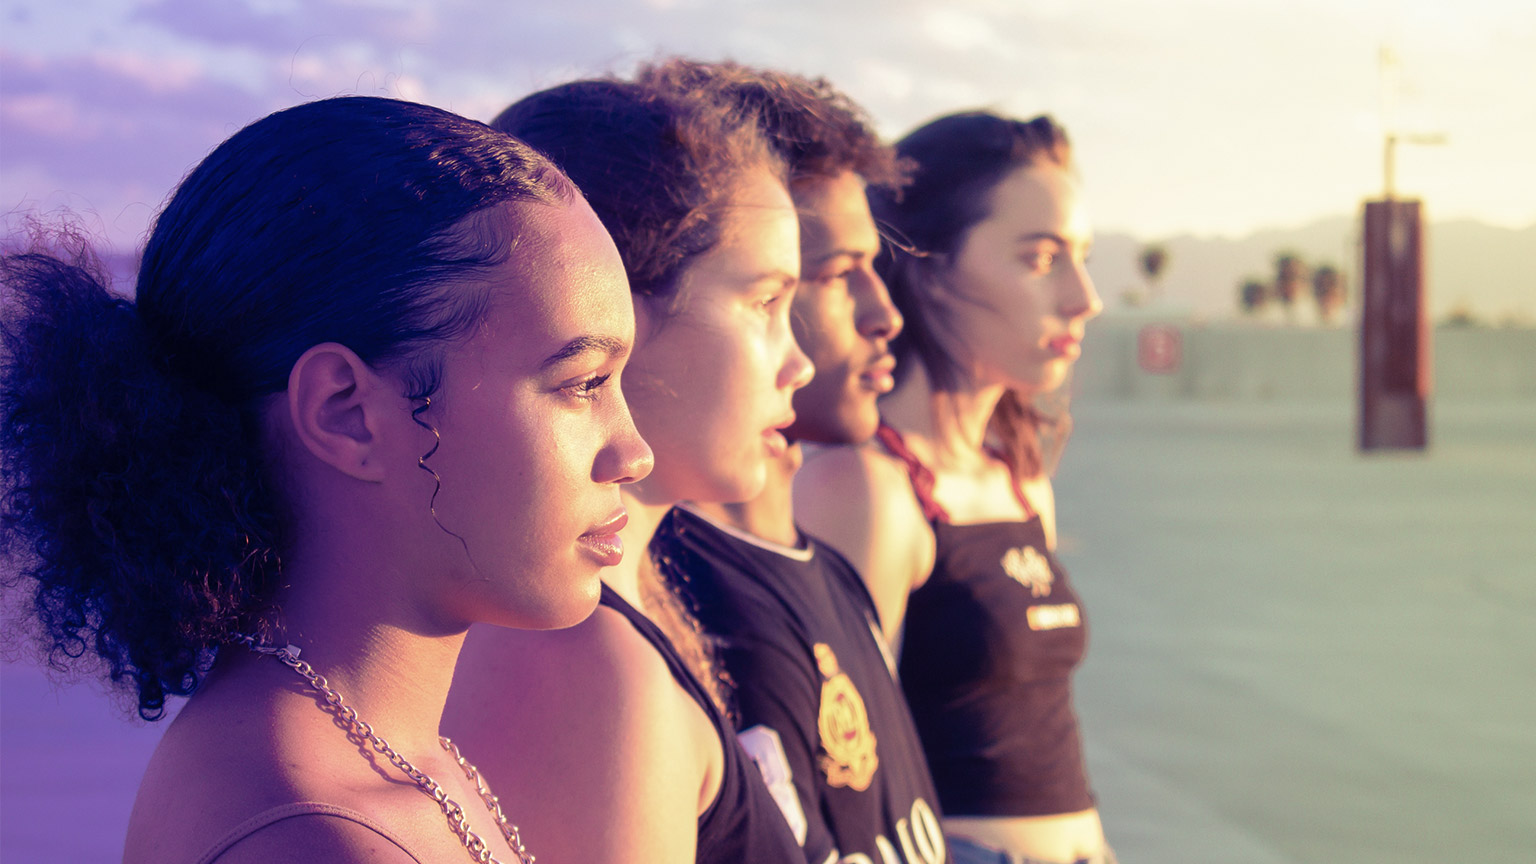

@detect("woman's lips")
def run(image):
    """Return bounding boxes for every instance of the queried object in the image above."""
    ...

[1046,334,1081,359]
[577,509,627,566]
[764,413,796,457]
[860,354,897,393]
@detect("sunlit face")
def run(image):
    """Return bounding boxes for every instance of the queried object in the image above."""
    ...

[784,171,903,445]
[624,167,814,505]
[940,161,1101,395]
[409,199,653,630]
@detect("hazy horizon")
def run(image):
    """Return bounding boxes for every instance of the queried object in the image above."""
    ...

[64,210,1532,323]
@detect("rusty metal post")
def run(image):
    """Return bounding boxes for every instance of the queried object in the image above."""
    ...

[1358,199,1430,450]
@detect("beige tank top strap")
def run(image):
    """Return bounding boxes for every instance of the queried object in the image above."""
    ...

[195,801,426,864]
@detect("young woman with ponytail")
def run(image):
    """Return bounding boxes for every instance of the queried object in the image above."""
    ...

[1,95,652,863]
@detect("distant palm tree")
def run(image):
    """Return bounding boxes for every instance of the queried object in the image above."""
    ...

[1442,303,1480,328]
[1273,251,1308,322]
[1312,264,1346,324]
[1139,244,1169,301]
[1239,278,1270,315]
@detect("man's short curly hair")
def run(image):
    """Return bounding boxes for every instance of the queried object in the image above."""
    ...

[638,59,908,191]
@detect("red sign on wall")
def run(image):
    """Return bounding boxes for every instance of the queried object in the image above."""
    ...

[1137,325,1182,374]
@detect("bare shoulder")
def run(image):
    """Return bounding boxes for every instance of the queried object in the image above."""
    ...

[447,607,706,783]
[797,442,930,540]
[124,689,287,863]
[444,605,713,863]
[199,810,425,864]
[798,440,911,501]
[125,687,423,864]
[795,442,935,641]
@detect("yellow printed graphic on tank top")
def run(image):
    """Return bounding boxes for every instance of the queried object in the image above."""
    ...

[814,643,879,791]
[1000,544,1054,597]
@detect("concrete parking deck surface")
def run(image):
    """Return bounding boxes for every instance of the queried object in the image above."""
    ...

[4,399,1534,862]
[1060,400,1536,862]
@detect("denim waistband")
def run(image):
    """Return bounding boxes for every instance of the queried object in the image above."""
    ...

[948,835,1118,864]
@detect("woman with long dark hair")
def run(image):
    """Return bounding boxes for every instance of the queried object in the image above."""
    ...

[1,95,652,863]
[796,112,1111,864]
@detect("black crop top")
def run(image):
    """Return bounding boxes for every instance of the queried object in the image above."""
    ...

[597,584,805,862]
[875,422,1095,818]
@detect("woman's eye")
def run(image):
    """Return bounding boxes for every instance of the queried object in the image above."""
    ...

[762,288,793,310]
[566,373,611,401]
[1022,251,1056,273]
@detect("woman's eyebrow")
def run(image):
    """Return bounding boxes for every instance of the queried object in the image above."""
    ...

[1015,231,1068,245]
[540,334,629,369]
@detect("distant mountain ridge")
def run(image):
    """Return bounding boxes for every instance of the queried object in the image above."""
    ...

[59,216,1536,325]
[1088,216,1536,323]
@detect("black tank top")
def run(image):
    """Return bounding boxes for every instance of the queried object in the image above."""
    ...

[876,422,1095,817]
[655,506,950,864]
[597,584,805,862]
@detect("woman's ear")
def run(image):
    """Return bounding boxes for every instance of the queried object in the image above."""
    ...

[285,343,390,482]
[915,249,951,278]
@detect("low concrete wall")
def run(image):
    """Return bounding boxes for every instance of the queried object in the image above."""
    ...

[1072,314,1536,402]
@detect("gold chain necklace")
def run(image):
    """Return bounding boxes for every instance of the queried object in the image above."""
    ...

[238,637,535,864]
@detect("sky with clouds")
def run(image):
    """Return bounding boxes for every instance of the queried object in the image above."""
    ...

[3,0,1533,253]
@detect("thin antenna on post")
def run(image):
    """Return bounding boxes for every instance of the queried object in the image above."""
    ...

[1379,42,1446,198]
[1380,44,1399,198]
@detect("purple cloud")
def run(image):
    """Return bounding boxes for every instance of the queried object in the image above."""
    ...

[132,0,432,54]
[1,48,271,250]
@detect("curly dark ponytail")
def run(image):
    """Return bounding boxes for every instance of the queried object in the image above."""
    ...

[1,240,280,719]
[1,96,575,719]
